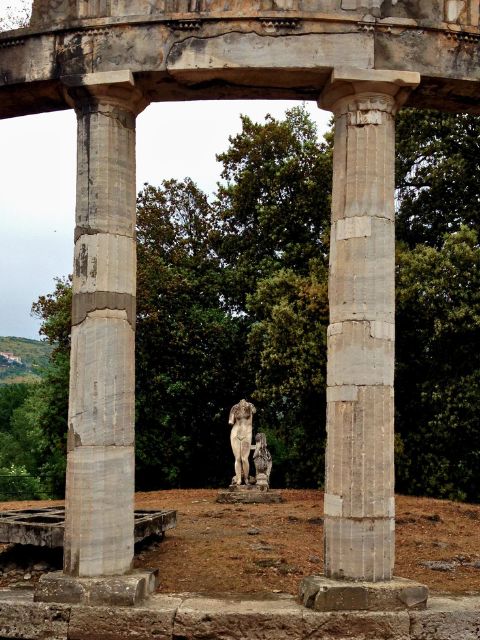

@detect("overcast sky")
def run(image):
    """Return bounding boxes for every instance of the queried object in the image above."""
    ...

[0,2,330,340]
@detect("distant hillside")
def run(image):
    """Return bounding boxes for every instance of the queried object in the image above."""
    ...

[0,337,53,386]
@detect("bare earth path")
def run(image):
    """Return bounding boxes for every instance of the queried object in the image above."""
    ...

[1,490,480,595]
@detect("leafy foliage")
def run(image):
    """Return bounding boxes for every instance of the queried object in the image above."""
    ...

[4,105,479,502]
[396,109,480,247]
[134,179,251,488]
[247,264,329,486]
[395,227,480,501]
[214,108,332,311]
[0,383,30,432]
[0,337,52,385]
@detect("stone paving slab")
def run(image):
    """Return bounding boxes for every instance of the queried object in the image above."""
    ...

[0,590,479,640]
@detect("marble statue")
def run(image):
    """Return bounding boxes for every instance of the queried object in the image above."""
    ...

[228,399,256,485]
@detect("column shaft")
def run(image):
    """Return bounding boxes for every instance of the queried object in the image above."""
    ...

[324,92,397,582]
[64,82,144,578]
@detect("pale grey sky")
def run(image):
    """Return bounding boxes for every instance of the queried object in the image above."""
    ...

[0,3,330,340]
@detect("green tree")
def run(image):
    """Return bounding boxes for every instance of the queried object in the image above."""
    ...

[395,227,480,501]
[246,262,329,486]
[9,278,74,497]
[215,106,332,312]
[135,179,250,488]
[396,109,480,248]
[211,107,333,487]
[0,383,30,431]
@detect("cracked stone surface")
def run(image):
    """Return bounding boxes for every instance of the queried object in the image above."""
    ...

[1,591,480,640]
[1,2,480,119]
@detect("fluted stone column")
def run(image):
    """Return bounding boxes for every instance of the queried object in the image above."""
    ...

[319,69,420,583]
[63,72,148,578]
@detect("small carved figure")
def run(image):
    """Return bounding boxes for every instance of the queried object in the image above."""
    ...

[253,432,272,488]
[229,399,256,485]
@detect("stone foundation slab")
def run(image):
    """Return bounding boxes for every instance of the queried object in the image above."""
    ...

[34,569,159,607]
[0,591,479,640]
[299,575,428,612]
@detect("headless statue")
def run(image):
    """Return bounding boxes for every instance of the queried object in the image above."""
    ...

[229,399,256,485]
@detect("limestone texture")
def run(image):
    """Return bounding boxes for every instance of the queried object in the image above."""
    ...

[0,592,479,640]
[2,5,480,118]
[1,0,479,608]
[63,73,149,580]
[320,70,419,582]
[29,0,480,26]
[68,595,182,640]
[173,594,305,640]
[299,576,428,612]
[34,570,159,606]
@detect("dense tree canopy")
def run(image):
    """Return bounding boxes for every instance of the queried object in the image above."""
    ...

[134,179,250,487]
[395,110,480,501]
[395,226,480,501]
[396,110,480,248]
[6,105,479,501]
[214,109,332,312]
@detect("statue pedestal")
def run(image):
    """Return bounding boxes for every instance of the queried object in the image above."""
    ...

[216,484,284,504]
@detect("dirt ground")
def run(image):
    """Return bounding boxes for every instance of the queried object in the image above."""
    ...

[1,489,480,596]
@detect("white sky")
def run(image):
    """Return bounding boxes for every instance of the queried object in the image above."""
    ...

[0,2,330,340]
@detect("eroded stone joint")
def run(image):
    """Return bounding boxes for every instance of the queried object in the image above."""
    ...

[326,384,394,403]
[74,101,137,129]
[72,292,136,327]
[327,320,395,341]
[334,216,372,239]
[75,226,136,242]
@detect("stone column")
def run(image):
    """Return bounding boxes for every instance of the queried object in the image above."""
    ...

[319,69,420,583]
[63,72,148,578]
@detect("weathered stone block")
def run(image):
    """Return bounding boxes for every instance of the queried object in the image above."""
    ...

[327,321,394,386]
[68,315,135,448]
[0,592,69,640]
[63,445,135,576]
[299,576,428,612]
[410,602,480,640]
[34,570,159,607]
[67,595,182,640]
[173,594,305,640]
[329,218,395,324]
[323,517,395,582]
[216,488,284,503]
[302,608,411,640]
[73,233,136,298]
[75,103,137,237]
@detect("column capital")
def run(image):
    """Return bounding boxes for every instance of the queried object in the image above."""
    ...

[319,67,420,117]
[62,70,150,117]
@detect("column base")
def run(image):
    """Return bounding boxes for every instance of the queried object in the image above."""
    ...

[299,575,428,612]
[34,569,159,607]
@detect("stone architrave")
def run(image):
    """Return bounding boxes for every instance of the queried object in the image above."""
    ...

[319,68,420,583]
[62,71,148,578]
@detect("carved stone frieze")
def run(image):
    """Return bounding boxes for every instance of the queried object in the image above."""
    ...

[260,18,300,33]
[31,1,480,29]
[167,20,203,30]
[346,94,396,125]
